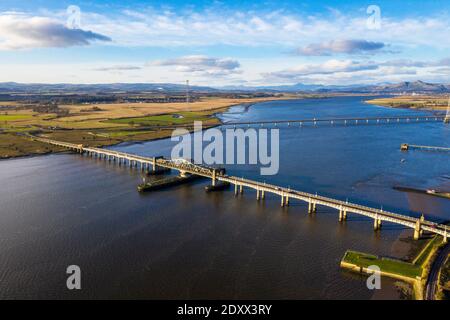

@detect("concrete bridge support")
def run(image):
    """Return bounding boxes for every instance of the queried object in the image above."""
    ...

[373,217,382,231]
[234,183,238,196]
[414,220,422,240]
[339,209,347,222]
[212,170,216,187]
[308,202,316,214]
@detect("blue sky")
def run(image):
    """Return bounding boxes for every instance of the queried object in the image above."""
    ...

[0,0,449,85]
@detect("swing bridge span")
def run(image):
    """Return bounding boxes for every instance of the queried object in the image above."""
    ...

[29,135,449,243]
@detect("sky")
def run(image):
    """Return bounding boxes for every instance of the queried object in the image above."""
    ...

[0,0,449,86]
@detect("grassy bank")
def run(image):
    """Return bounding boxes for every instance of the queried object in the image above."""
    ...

[366,96,449,111]
[342,251,422,279]
[0,96,289,159]
[341,234,445,299]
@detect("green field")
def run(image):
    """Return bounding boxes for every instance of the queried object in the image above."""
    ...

[342,234,444,281]
[413,235,442,266]
[342,250,422,278]
[106,111,218,126]
[0,114,32,121]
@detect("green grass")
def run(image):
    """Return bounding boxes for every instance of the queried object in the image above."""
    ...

[0,114,32,121]
[413,236,442,266]
[343,250,423,279]
[105,111,216,126]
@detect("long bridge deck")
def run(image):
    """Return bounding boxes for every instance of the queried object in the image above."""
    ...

[221,115,446,127]
[30,135,449,241]
[401,143,450,152]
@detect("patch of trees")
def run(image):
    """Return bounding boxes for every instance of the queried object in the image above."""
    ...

[32,103,70,117]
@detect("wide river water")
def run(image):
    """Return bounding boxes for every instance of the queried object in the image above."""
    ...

[0,96,449,299]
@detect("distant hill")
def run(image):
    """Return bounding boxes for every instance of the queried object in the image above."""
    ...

[0,82,219,94]
[217,80,450,93]
[369,80,450,93]
[0,80,449,94]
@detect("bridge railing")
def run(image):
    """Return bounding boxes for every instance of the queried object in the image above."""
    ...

[30,135,448,235]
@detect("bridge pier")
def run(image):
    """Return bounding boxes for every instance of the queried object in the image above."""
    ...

[239,184,243,194]
[414,221,422,240]
[373,217,382,231]
[280,194,285,207]
[212,170,217,187]
[261,190,265,199]
[234,183,238,196]
[256,189,260,200]
[339,209,347,222]
[308,202,316,214]
[413,215,425,240]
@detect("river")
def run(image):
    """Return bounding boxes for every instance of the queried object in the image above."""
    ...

[0,96,448,299]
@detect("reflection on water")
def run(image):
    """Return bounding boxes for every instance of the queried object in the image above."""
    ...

[0,96,448,299]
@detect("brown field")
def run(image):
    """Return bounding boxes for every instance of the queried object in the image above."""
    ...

[367,96,449,111]
[56,97,285,123]
[0,95,293,158]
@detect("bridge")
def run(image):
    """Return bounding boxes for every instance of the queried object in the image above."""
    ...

[401,144,450,152]
[30,135,448,243]
[221,115,446,128]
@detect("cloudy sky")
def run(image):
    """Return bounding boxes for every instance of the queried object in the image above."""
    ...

[0,0,449,86]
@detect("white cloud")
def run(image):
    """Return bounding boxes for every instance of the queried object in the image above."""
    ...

[72,9,450,49]
[295,40,386,56]
[92,65,142,72]
[263,60,379,81]
[151,55,241,77]
[0,13,111,50]
[259,57,450,85]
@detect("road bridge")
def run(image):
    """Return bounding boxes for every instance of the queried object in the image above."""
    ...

[401,144,450,152]
[30,135,449,242]
[221,115,446,128]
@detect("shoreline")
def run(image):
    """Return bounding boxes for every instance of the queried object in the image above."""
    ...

[0,97,297,160]
[365,96,449,112]
[0,94,444,161]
